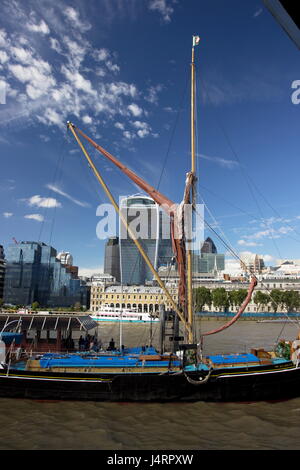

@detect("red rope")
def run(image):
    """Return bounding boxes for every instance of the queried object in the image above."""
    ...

[201,276,258,337]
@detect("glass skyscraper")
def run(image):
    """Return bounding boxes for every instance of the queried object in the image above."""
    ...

[3,241,87,307]
[119,195,173,285]
[193,237,225,273]
[104,237,121,282]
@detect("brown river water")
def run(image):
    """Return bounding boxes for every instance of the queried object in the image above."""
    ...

[1,319,300,450]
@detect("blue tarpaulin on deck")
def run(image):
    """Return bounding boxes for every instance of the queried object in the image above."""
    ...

[0,332,23,345]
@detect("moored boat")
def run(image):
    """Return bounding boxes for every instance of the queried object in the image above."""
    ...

[90,305,159,323]
[1,36,300,403]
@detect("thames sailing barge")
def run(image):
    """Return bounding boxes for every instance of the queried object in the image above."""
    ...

[1,37,300,402]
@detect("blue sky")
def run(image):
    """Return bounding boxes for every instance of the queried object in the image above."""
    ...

[0,0,299,276]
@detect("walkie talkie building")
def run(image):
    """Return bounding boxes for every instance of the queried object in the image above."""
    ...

[119,195,173,285]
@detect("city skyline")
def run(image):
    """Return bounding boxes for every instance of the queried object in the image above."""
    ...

[1,1,300,277]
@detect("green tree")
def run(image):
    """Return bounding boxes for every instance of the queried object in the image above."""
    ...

[194,287,212,311]
[282,290,300,312]
[228,290,237,309]
[31,301,39,310]
[211,288,229,312]
[269,289,284,313]
[235,289,248,306]
[253,291,269,311]
[228,289,248,309]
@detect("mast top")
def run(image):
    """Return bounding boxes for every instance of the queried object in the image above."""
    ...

[192,35,201,48]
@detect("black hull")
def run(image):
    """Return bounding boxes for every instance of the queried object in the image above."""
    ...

[1,362,300,402]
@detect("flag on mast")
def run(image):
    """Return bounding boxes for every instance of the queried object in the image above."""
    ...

[192,35,200,47]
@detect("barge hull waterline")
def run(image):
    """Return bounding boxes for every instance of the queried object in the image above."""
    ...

[1,364,300,402]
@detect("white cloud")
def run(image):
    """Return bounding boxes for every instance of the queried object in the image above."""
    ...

[82,115,92,124]
[61,65,95,95]
[148,0,174,23]
[49,37,62,54]
[63,36,88,68]
[137,128,150,138]
[253,8,263,18]
[27,20,50,35]
[106,60,120,74]
[128,103,143,117]
[46,184,90,208]
[163,106,175,113]
[115,122,125,130]
[8,55,56,100]
[3,212,13,218]
[242,225,293,241]
[63,6,91,32]
[92,48,120,74]
[37,108,63,127]
[0,8,151,139]
[109,82,137,98]
[0,29,7,47]
[240,250,274,264]
[238,239,262,247]
[123,130,135,140]
[132,120,151,137]
[25,194,61,208]
[78,266,103,277]
[131,120,149,130]
[0,51,8,64]
[198,153,239,169]
[224,259,242,276]
[11,46,34,64]
[262,254,274,263]
[145,84,163,104]
[24,214,44,222]
[93,48,110,62]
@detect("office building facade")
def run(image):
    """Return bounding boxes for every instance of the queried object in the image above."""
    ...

[104,237,121,282]
[192,237,225,274]
[119,195,173,285]
[3,241,87,308]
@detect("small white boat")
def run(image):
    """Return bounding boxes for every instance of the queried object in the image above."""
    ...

[90,305,159,323]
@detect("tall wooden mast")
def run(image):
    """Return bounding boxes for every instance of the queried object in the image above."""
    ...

[186,36,198,343]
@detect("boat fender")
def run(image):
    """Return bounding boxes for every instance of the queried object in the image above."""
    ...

[184,368,213,385]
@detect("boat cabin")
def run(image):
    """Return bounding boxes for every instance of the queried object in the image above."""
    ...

[0,313,98,353]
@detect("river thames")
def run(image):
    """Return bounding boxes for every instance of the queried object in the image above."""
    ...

[0,319,300,450]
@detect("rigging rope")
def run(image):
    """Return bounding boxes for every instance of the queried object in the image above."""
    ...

[192,71,300,341]
[156,70,190,191]
[197,74,284,259]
